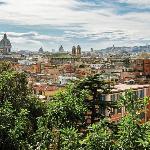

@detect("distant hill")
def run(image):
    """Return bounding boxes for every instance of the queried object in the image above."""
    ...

[96,45,150,54]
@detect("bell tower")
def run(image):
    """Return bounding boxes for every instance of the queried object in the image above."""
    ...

[72,46,76,55]
[77,45,81,56]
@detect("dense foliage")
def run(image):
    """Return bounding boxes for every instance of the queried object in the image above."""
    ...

[0,63,150,150]
[75,74,114,123]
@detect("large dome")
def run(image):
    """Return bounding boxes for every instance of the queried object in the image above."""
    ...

[0,34,11,48]
[0,34,12,53]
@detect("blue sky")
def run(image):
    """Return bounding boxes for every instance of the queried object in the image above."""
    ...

[0,0,150,51]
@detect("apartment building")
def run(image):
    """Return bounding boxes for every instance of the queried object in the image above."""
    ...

[84,83,150,125]
[99,84,150,122]
[133,59,150,76]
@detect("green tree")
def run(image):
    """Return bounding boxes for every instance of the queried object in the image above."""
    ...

[32,116,52,150]
[0,61,12,73]
[116,115,150,150]
[59,127,81,150]
[8,109,31,149]
[0,71,29,109]
[45,84,88,129]
[0,101,16,149]
[30,84,88,149]
[123,57,131,68]
[82,119,113,150]
[118,89,148,118]
[116,90,150,149]
[75,74,113,124]
[0,68,47,149]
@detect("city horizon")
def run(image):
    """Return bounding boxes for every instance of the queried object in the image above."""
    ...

[1,33,150,52]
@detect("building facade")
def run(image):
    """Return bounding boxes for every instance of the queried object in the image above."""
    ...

[134,59,150,76]
[100,84,150,122]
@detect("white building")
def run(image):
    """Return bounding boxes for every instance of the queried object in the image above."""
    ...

[58,76,77,85]
[98,83,150,122]
[90,64,104,69]
[18,60,36,65]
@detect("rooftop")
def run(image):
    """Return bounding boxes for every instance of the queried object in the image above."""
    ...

[112,83,150,92]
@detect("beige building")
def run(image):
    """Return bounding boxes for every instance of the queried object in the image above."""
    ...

[100,84,150,122]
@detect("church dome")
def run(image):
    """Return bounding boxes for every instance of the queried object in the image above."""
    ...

[0,33,11,48]
[59,45,64,52]
[39,47,44,53]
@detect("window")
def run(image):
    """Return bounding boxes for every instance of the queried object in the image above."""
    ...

[100,95,105,101]
[138,112,145,120]
[117,108,122,114]
[111,94,116,101]
[139,90,144,98]
[133,90,138,99]
[111,108,115,115]
[116,94,121,100]
[100,107,105,115]
[34,90,36,94]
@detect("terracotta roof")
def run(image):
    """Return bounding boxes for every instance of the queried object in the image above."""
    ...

[33,84,57,91]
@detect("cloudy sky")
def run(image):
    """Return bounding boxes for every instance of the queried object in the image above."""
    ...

[0,0,150,51]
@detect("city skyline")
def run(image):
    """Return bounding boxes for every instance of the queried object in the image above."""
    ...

[0,0,150,51]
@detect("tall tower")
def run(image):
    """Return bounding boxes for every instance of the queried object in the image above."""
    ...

[77,45,81,55]
[72,46,76,55]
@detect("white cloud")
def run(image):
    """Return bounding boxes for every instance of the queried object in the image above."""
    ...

[118,0,150,7]
[0,31,68,51]
[0,31,67,41]
[0,0,150,50]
